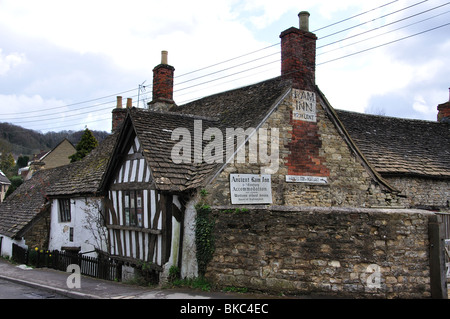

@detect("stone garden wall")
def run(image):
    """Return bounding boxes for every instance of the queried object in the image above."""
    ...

[205,206,440,298]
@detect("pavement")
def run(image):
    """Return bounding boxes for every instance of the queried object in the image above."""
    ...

[0,258,275,299]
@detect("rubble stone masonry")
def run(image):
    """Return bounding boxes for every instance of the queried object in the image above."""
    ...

[206,89,400,208]
[205,206,434,298]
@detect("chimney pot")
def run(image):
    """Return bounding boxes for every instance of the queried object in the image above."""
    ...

[127,98,132,108]
[299,11,310,32]
[116,96,123,109]
[161,50,168,65]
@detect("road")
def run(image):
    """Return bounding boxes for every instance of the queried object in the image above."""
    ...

[0,278,69,299]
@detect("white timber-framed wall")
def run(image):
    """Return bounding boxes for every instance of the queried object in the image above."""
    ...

[104,134,183,277]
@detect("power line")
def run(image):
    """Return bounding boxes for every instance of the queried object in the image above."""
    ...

[317,21,450,66]
[174,51,280,88]
[312,0,400,32]
[319,0,429,40]
[174,0,446,95]
[318,0,450,50]
[0,88,136,116]
[176,0,401,79]
[3,1,448,130]
[0,1,423,119]
[317,9,450,57]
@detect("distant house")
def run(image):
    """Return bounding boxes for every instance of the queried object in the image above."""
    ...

[0,167,63,257]
[45,133,118,256]
[0,133,116,258]
[19,138,76,180]
[0,170,11,203]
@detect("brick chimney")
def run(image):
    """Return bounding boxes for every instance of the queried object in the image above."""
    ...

[282,12,330,180]
[112,96,131,132]
[437,88,450,123]
[148,50,175,111]
[280,11,317,91]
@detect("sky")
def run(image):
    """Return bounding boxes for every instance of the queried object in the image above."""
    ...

[0,0,449,133]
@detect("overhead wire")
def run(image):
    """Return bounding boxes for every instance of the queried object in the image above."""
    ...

[318,20,450,66]
[0,1,412,120]
[3,0,449,130]
[319,0,429,40]
[173,0,448,96]
[317,9,450,57]
[1,0,402,121]
[318,0,450,50]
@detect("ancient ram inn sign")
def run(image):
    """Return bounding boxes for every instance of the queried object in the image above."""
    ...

[230,174,272,204]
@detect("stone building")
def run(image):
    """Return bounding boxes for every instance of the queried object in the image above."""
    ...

[20,138,76,180]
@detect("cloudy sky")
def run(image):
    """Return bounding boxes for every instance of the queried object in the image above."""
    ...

[0,0,449,133]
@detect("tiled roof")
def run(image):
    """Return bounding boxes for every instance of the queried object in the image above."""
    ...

[0,167,63,238]
[0,170,10,185]
[172,76,291,129]
[336,110,450,178]
[121,77,292,192]
[46,132,119,196]
[0,133,118,238]
[128,109,220,191]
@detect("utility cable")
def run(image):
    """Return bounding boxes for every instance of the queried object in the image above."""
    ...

[3,0,447,129]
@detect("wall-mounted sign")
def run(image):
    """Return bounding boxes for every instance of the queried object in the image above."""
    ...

[230,174,272,204]
[286,175,328,184]
[292,89,316,122]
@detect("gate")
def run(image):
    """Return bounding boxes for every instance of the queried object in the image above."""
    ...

[436,213,450,279]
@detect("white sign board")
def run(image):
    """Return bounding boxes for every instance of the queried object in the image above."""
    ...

[292,89,316,122]
[230,174,272,204]
[286,175,328,184]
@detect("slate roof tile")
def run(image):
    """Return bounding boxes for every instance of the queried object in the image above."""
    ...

[124,77,292,191]
[336,109,450,178]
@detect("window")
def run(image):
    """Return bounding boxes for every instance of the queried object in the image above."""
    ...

[58,198,71,222]
[123,190,143,227]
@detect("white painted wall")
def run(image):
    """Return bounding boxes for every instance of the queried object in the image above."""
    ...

[180,198,199,279]
[48,197,107,257]
[0,235,27,258]
[161,195,183,281]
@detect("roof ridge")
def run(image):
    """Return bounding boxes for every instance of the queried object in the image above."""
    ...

[335,108,443,125]
[177,76,286,107]
[131,107,219,122]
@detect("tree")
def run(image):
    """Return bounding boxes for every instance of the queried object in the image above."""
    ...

[4,175,23,199]
[69,128,98,162]
[82,198,109,255]
[16,155,29,169]
[0,151,15,177]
